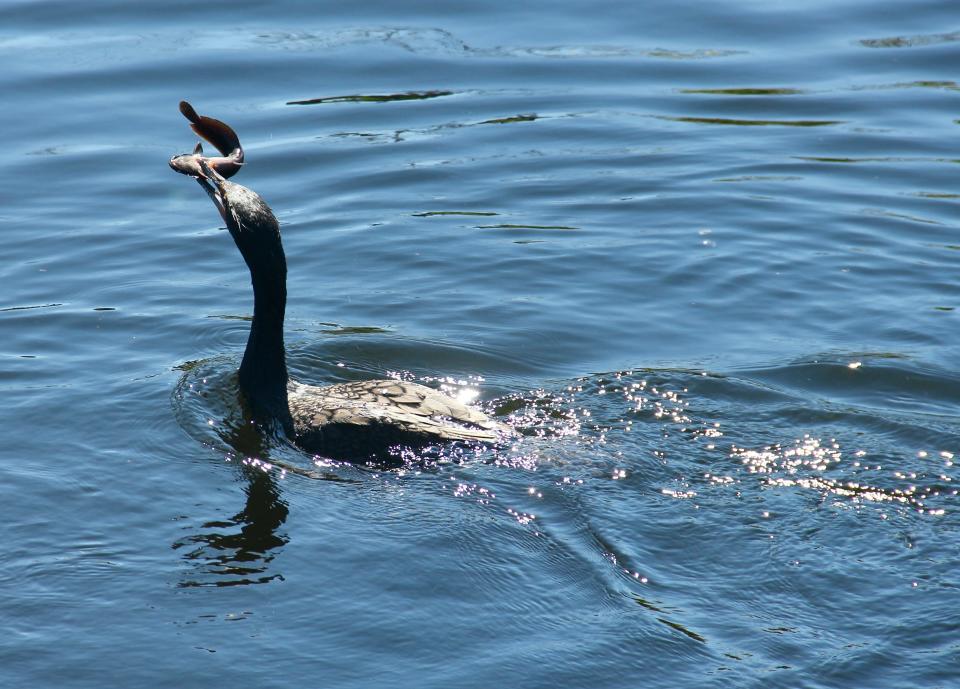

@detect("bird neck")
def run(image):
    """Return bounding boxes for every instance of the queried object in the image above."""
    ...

[237,250,294,434]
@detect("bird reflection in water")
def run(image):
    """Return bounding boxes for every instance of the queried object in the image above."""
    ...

[174,416,289,588]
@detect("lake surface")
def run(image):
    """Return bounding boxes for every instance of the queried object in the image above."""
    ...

[2,1,959,686]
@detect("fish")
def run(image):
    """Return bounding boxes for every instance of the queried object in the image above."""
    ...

[168,101,244,179]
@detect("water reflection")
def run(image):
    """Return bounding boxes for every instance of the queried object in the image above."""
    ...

[174,466,289,588]
[173,378,290,588]
[171,362,362,588]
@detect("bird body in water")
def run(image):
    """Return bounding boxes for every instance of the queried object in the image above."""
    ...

[170,102,510,460]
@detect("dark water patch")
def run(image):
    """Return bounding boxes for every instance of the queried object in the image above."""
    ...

[477,224,579,230]
[412,210,499,217]
[657,616,708,643]
[479,113,538,124]
[287,90,454,105]
[714,175,803,182]
[681,87,804,96]
[642,47,745,59]
[27,146,67,156]
[318,325,392,336]
[845,80,960,92]
[330,131,381,141]
[793,155,951,164]
[207,314,252,321]
[860,31,960,49]
[894,80,960,91]
[861,208,945,226]
[908,191,960,199]
[0,302,63,313]
[658,115,843,127]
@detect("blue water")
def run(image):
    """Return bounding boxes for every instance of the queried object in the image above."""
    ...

[2,1,959,686]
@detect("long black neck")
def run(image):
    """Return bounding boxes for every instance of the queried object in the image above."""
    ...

[236,240,294,435]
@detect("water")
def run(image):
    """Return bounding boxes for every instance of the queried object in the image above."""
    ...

[2,1,959,686]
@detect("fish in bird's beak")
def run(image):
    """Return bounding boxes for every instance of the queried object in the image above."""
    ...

[170,101,248,223]
[168,140,210,177]
[168,100,244,180]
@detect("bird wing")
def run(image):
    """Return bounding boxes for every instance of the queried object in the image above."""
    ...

[288,379,510,442]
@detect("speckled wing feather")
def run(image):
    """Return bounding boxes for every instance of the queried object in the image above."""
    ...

[287,379,511,459]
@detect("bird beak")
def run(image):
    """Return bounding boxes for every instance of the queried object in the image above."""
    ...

[197,157,231,225]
